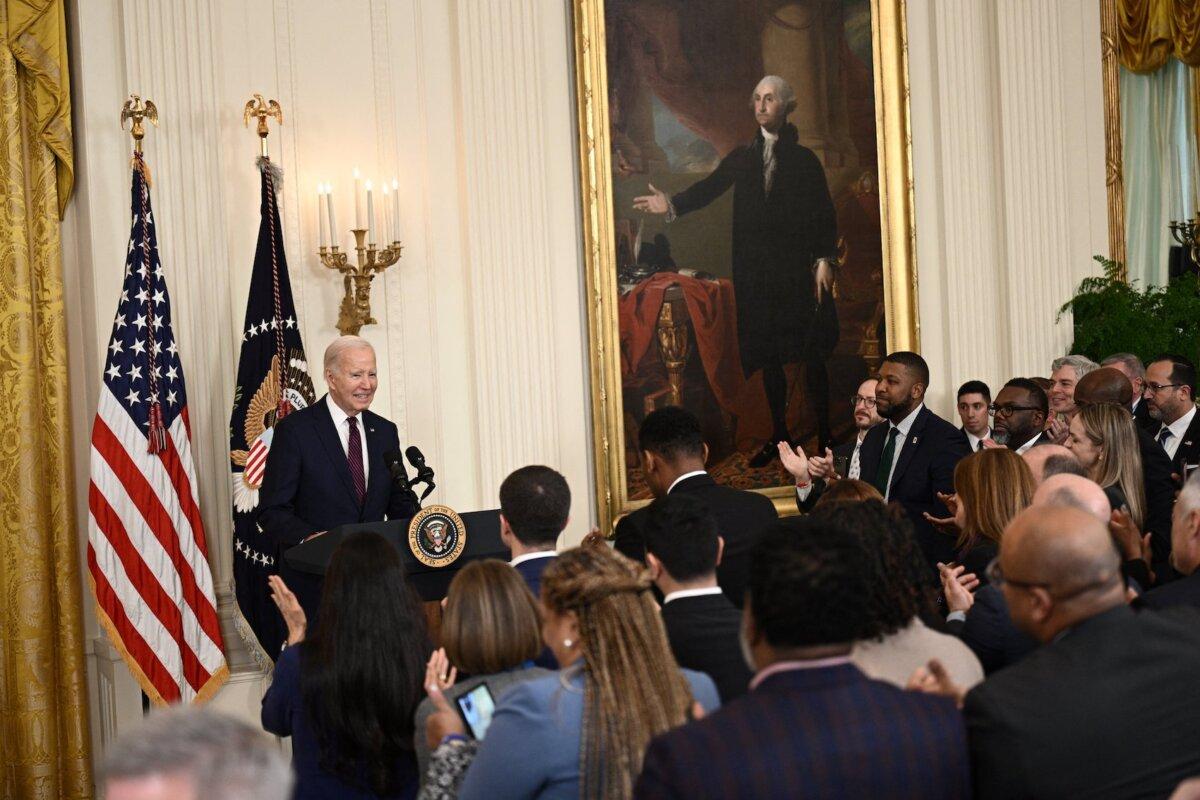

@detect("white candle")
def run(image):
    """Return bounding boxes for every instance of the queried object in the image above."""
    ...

[353,167,363,229]
[318,183,328,248]
[391,178,401,241]
[326,184,338,249]
[365,180,375,244]
[381,185,391,243]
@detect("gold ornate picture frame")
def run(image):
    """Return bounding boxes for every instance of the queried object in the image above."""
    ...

[573,0,918,532]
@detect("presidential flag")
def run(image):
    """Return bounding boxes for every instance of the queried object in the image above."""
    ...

[87,153,228,704]
[230,157,314,662]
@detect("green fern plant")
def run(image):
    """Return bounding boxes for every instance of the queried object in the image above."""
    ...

[1058,255,1200,362]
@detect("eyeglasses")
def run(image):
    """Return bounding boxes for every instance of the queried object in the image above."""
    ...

[984,558,1047,590]
[988,404,1040,418]
[985,557,1118,599]
[851,395,877,409]
[1144,382,1183,394]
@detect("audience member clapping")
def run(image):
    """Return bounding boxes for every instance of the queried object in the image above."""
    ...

[105,707,292,800]
[634,516,971,799]
[1139,471,1200,609]
[413,560,553,777]
[809,500,984,690]
[1065,403,1146,526]
[262,531,429,800]
[642,493,753,702]
[928,448,1034,588]
[913,505,1200,799]
[420,545,719,800]
[990,378,1049,453]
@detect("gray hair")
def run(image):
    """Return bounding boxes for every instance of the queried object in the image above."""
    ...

[1179,470,1200,516]
[752,75,797,114]
[323,334,374,373]
[1101,353,1146,379]
[102,707,293,800]
[1051,354,1099,379]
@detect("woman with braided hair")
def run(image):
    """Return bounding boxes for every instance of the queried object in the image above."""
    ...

[418,545,720,800]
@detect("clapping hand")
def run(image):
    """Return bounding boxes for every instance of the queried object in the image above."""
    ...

[937,562,978,613]
[923,492,961,534]
[777,442,813,486]
[1046,415,1070,445]
[807,448,838,481]
[268,575,307,645]
[1109,507,1154,582]
[906,658,966,708]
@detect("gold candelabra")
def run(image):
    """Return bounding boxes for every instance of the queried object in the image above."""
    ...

[1169,215,1200,268]
[319,232,403,336]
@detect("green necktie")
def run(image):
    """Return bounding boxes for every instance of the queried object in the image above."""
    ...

[874,427,901,496]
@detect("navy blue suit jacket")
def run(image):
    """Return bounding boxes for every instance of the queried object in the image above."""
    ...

[257,396,417,618]
[946,585,1037,674]
[512,553,557,601]
[858,406,970,566]
[634,663,970,799]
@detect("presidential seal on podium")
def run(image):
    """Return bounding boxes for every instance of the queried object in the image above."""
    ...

[408,505,467,567]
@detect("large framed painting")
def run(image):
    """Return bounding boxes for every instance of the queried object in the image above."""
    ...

[574,0,918,531]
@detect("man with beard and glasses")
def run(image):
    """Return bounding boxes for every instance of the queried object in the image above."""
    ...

[779,377,883,512]
[989,378,1050,454]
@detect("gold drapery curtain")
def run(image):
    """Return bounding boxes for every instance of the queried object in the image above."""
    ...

[1,0,94,798]
[1117,0,1200,71]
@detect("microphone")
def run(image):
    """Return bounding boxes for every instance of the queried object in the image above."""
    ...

[405,446,436,500]
[384,449,420,508]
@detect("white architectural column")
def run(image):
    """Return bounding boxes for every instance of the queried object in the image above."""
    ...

[908,0,1109,414]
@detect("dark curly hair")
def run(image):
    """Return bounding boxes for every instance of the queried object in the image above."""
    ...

[748,515,885,648]
[808,500,939,635]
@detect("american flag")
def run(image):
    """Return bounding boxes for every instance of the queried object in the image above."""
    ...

[87,155,228,704]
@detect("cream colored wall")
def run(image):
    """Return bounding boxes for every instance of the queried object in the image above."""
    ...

[60,0,1111,785]
[62,0,594,780]
[907,0,1110,416]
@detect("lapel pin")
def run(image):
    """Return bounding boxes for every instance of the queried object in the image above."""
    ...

[911,436,919,444]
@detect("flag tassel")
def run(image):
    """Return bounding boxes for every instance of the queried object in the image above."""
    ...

[146,402,167,454]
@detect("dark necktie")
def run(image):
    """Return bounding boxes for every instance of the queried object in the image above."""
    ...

[977,438,986,452]
[347,416,366,505]
[873,427,901,497]
[1158,426,1173,450]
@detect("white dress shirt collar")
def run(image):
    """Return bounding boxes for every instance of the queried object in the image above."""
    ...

[891,403,924,437]
[662,586,724,606]
[760,127,779,143]
[510,550,557,568]
[965,428,991,451]
[1161,405,1198,460]
[668,470,708,494]
[1016,432,1044,455]
[326,394,358,428]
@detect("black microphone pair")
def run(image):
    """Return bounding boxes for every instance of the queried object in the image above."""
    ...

[384,446,436,503]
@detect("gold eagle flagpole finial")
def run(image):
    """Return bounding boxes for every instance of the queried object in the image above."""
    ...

[120,94,158,154]
[244,94,283,158]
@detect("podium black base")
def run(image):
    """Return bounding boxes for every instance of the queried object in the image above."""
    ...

[283,509,507,601]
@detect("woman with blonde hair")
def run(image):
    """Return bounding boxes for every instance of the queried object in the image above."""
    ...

[418,546,719,800]
[1066,402,1146,528]
[413,560,552,777]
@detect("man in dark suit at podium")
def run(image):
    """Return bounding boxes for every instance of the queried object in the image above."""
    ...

[257,336,418,622]
[614,406,778,607]
[858,351,970,567]
[499,465,568,599]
